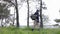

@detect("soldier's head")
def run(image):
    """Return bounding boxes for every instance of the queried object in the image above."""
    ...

[36,9,39,13]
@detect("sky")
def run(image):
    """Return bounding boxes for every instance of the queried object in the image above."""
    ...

[43,0,60,25]
[9,0,60,26]
[44,0,60,20]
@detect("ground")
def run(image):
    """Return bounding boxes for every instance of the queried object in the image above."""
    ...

[0,27,60,34]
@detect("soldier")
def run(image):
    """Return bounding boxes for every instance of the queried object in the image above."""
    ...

[30,9,40,31]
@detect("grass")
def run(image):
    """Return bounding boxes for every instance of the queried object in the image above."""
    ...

[0,27,60,34]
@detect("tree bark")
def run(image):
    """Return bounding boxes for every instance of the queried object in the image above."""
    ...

[15,0,19,27]
[27,0,29,27]
[40,0,43,28]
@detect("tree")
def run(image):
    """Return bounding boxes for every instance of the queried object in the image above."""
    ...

[15,0,19,27]
[39,0,47,28]
[39,0,43,28]
[3,0,19,27]
[54,19,60,23]
[0,3,10,27]
[27,0,29,27]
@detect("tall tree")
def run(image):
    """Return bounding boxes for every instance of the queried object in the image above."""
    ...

[0,3,10,27]
[3,0,19,27]
[27,0,29,27]
[39,0,47,28]
[15,0,19,27]
[39,0,43,28]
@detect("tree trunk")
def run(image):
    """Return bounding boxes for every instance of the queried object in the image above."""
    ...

[40,0,43,28]
[27,0,29,27]
[15,0,19,27]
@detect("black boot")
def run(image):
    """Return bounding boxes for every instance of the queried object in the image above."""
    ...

[31,28,34,31]
[37,29,40,31]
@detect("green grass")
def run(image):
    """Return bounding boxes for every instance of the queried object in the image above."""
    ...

[0,27,60,34]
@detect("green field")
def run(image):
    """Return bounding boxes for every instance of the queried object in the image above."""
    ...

[0,27,60,34]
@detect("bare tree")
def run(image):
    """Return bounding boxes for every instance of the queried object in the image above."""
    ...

[15,0,19,27]
[27,0,29,27]
[39,0,43,28]
[39,0,47,28]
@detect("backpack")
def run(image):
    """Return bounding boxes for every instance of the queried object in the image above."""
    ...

[30,14,37,20]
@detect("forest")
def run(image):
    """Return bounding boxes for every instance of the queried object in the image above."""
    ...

[0,0,60,34]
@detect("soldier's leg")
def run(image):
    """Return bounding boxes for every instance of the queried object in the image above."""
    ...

[31,20,36,31]
[32,20,39,31]
[34,20,39,29]
[35,22,40,29]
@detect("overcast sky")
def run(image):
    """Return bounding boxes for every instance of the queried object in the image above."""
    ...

[43,0,60,25]
[44,0,60,20]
